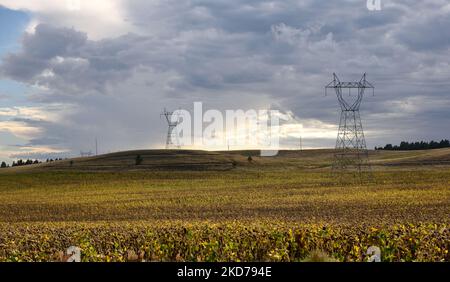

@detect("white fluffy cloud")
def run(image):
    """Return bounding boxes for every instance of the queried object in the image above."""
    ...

[0,0,133,39]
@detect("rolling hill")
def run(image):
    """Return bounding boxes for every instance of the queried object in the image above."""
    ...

[3,148,450,173]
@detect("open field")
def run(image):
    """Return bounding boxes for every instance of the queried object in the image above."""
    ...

[0,149,449,261]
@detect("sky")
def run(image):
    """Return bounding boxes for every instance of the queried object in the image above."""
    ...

[0,0,449,161]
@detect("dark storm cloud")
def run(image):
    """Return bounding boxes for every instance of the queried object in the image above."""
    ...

[0,0,449,154]
[1,26,142,93]
[25,137,62,146]
[21,24,87,59]
[1,24,86,80]
[354,6,403,29]
[395,14,450,51]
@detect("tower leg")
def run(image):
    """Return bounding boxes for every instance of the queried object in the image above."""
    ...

[332,110,372,181]
[166,125,180,149]
[166,126,173,149]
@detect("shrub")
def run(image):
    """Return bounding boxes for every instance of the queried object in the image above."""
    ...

[135,155,143,165]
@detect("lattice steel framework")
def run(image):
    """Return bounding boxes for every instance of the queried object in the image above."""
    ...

[325,73,374,178]
[161,108,181,149]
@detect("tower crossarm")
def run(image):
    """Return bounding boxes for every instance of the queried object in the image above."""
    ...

[325,73,374,111]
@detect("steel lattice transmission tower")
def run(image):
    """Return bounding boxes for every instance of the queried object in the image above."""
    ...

[325,73,374,177]
[161,108,181,149]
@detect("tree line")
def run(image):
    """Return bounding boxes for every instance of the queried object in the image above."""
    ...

[375,139,450,151]
[0,158,65,168]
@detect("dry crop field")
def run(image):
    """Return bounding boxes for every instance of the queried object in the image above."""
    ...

[0,149,448,262]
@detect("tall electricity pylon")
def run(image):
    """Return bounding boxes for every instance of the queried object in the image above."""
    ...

[161,108,181,149]
[325,73,374,179]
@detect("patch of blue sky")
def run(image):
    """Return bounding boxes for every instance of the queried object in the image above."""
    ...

[0,7,29,56]
[0,8,32,108]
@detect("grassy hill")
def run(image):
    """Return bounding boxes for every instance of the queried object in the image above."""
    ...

[3,148,450,173]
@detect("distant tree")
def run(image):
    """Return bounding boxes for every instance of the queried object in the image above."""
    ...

[430,140,438,149]
[70,160,74,166]
[378,140,450,151]
[247,155,253,162]
[135,155,143,165]
[1,162,6,168]
[33,160,39,164]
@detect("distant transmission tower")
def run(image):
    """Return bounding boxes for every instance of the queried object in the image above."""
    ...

[161,108,181,149]
[299,136,303,151]
[325,73,374,179]
[80,151,93,157]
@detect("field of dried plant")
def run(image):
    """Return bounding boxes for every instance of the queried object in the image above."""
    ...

[0,149,448,261]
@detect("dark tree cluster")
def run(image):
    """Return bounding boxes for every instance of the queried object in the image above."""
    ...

[45,158,63,162]
[10,159,41,167]
[375,140,450,151]
[1,157,68,168]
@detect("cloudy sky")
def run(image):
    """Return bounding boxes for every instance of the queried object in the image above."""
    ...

[0,0,449,161]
